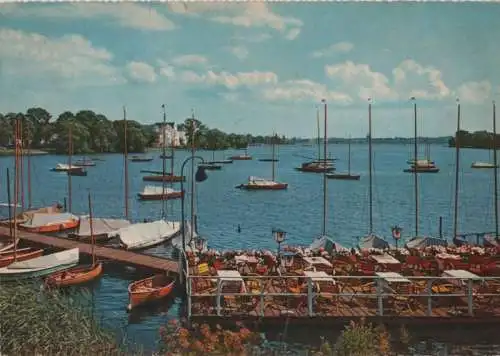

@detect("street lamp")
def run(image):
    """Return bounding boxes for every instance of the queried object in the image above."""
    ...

[180,155,208,252]
[391,225,402,249]
[272,228,287,267]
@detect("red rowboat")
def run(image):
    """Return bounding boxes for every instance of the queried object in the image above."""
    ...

[0,247,44,268]
[127,274,175,311]
[45,263,103,287]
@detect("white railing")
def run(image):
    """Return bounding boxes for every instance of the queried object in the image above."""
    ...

[185,274,500,319]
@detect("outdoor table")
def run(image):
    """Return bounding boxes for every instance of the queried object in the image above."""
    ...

[371,254,401,265]
[303,256,333,268]
[375,271,411,283]
[303,271,335,293]
[217,270,247,293]
[435,253,461,270]
[442,269,482,287]
[234,255,259,265]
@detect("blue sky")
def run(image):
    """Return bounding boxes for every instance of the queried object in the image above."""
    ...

[0,2,499,138]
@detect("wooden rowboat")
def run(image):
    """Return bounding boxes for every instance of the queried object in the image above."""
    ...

[45,262,103,287]
[127,274,175,311]
[0,247,44,268]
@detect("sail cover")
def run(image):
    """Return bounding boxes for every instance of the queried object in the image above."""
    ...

[358,235,391,250]
[76,218,131,237]
[113,220,181,249]
[4,248,79,271]
[406,236,447,249]
[310,235,348,253]
[142,186,179,195]
[20,212,78,228]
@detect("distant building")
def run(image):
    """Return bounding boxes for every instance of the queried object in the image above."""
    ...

[155,122,186,147]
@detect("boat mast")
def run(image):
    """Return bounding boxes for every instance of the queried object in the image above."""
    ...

[190,109,196,241]
[27,121,32,209]
[6,168,12,244]
[68,125,73,213]
[161,104,167,219]
[13,119,20,261]
[322,99,328,236]
[88,192,96,267]
[316,106,321,161]
[271,132,276,181]
[453,99,461,240]
[19,119,25,212]
[368,98,373,234]
[411,97,419,237]
[493,100,498,240]
[123,106,129,221]
[348,135,352,175]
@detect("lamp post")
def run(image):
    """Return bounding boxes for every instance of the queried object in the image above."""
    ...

[391,225,402,249]
[180,155,208,252]
[272,228,287,268]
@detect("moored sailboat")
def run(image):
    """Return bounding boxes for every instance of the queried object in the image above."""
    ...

[230,147,252,160]
[137,185,183,201]
[112,219,181,250]
[471,161,498,169]
[18,212,80,233]
[327,136,360,180]
[46,192,103,287]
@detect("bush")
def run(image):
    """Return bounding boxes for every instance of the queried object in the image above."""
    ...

[0,282,122,355]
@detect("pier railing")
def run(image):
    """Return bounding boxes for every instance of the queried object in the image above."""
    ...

[186,274,500,319]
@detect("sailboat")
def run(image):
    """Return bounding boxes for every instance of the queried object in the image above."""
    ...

[404,114,439,173]
[327,136,360,180]
[258,135,280,162]
[45,192,103,287]
[207,149,233,165]
[230,146,252,160]
[452,100,465,246]
[357,99,391,250]
[139,106,183,199]
[199,149,222,170]
[296,106,335,173]
[67,129,87,176]
[472,133,499,168]
[236,133,287,190]
[73,157,96,167]
[143,109,185,182]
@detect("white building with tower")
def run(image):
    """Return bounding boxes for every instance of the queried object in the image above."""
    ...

[156,122,186,147]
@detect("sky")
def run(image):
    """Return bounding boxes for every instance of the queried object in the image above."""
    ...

[0,2,499,138]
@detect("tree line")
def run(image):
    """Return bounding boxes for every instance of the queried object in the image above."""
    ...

[448,130,500,149]
[0,107,288,154]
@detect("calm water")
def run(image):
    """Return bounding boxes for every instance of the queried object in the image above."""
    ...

[0,143,498,351]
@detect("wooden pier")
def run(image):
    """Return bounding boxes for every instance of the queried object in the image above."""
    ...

[0,226,179,273]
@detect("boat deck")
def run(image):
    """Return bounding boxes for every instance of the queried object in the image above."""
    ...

[0,226,179,273]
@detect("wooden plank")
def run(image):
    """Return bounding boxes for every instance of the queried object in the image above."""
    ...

[0,226,179,273]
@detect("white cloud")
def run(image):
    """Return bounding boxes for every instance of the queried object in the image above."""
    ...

[0,3,176,31]
[0,28,124,87]
[263,79,353,104]
[171,54,209,68]
[456,81,491,104]
[227,45,249,60]
[312,42,354,58]
[126,61,157,83]
[169,2,302,39]
[232,33,272,43]
[178,69,278,90]
[325,59,451,102]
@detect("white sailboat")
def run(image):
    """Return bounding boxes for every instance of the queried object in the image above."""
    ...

[471,161,498,169]
[111,219,181,250]
[0,248,79,282]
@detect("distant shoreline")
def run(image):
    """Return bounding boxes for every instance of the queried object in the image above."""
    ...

[0,149,50,156]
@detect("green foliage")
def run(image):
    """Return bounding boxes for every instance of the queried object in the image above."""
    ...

[1,108,290,155]
[448,130,500,149]
[0,282,123,355]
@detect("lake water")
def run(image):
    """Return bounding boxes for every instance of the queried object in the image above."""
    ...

[0,143,498,352]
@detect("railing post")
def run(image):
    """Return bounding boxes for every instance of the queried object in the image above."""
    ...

[307,277,313,316]
[467,278,473,316]
[178,251,184,285]
[187,277,192,318]
[376,277,383,316]
[216,279,221,316]
[260,279,264,317]
[427,279,432,316]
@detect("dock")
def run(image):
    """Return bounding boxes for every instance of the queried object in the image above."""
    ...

[0,226,179,273]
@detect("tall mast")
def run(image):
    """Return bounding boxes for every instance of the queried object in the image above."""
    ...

[13,119,20,261]
[316,106,321,161]
[6,168,12,245]
[493,100,498,240]
[123,106,129,220]
[68,125,73,213]
[271,132,276,181]
[161,104,167,219]
[88,192,96,267]
[322,99,328,236]
[453,99,461,240]
[27,120,32,209]
[190,109,196,241]
[19,119,24,212]
[368,98,373,234]
[170,127,175,175]
[348,135,352,175]
[411,97,419,237]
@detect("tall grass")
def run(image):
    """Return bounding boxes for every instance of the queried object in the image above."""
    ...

[0,282,123,355]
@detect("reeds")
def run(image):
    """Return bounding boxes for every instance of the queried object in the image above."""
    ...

[0,282,123,355]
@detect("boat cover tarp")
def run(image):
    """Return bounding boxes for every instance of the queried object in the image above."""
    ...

[76,218,131,237]
[20,212,78,228]
[358,235,390,250]
[142,185,178,195]
[406,236,448,249]
[2,248,79,271]
[113,220,181,249]
[310,235,348,253]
